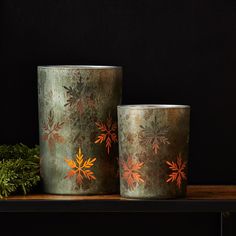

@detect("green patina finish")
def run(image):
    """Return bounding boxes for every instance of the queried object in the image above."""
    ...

[118,105,190,199]
[38,66,122,194]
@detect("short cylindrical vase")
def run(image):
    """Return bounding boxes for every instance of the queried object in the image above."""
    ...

[118,105,190,199]
[38,65,122,194]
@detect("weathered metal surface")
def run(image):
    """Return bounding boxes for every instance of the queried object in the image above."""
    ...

[38,66,122,194]
[118,105,190,199]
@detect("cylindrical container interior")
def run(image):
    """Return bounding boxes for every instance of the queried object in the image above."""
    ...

[38,65,122,194]
[118,104,190,199]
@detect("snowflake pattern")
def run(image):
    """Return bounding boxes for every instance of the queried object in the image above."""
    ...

[42,109,64,154]
[121,156,144,190]
[64,148,96,186]
[95,115,118,155]
[166,154,187,189]
[139,116,170,154]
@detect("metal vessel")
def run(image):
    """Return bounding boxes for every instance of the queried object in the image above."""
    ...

[118,105,190,199]
[38,65,122,194]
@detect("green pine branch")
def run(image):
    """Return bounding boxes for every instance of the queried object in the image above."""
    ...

[0,144,40,198]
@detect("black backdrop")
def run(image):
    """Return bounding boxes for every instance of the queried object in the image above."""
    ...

[1,0,236,184]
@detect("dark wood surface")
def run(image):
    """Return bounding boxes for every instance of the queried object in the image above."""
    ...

[1,185,236,212]
[3,185,236,200]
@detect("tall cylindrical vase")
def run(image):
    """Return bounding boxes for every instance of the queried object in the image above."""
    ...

[118,105,190,199]
[38,66,122,194]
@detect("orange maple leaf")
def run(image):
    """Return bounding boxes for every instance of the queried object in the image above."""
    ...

[166,154,187,189]
[65,148,96,186]
[95,115,118,155]
[121,156,144,190]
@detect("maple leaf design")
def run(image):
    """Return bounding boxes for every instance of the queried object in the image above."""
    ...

[166,154,187,189]
[64,148,96,186]
[42,109,64,154]
[139,116,170,154]
[95,115,118,155]
[121,156,144,190]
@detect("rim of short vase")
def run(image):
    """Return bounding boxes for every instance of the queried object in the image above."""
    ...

[117,104,190,109]
[38,65,122,69]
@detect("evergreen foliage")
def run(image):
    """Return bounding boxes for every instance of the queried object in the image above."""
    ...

[0,144,40,198]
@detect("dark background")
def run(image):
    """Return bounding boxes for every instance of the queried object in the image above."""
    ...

[0,1,236,235]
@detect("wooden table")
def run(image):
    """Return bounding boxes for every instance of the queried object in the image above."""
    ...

[1,185,236,236]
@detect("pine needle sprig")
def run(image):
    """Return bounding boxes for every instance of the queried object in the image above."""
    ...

[0,144,40,198]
